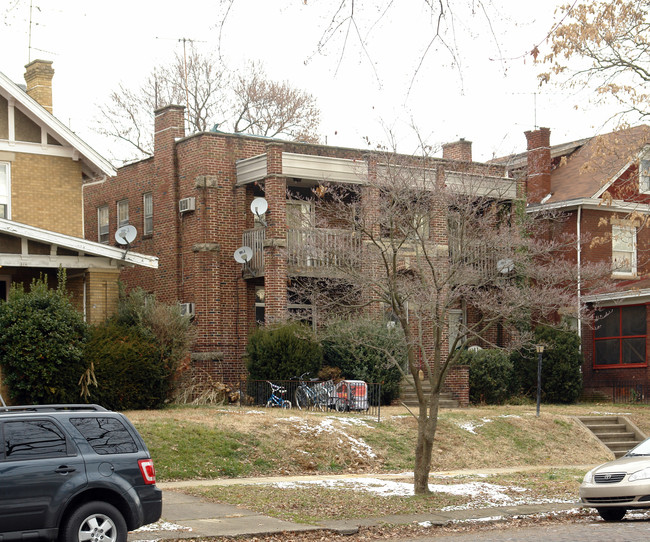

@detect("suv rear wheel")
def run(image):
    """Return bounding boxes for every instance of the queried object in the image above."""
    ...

[61,501,127,542]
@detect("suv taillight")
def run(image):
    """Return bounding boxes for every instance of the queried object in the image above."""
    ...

[138,458,156,485]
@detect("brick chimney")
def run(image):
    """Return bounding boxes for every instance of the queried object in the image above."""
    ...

[24,59,54,113]
[442,138,472,162]
[525,127,552,204]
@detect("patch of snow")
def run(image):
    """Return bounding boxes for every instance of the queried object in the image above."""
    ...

[286,417,376,460]
[133,521,191,532]
[418,521,433,527]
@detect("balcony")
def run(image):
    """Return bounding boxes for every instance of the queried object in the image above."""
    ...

[241,228,362,277]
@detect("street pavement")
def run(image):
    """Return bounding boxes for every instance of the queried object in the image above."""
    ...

[127,468,598,541]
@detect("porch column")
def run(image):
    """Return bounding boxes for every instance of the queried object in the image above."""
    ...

[263,143,288,323]
[85,269,121,325]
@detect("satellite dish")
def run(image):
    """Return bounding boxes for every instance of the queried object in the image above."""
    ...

[497,258,514,274]
[115,225,137,245]
[251,197,268,216]
[234,246,253,264]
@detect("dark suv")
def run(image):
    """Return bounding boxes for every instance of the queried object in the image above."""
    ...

[0,404,162,542]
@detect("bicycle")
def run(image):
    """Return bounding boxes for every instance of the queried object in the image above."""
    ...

[293,373,334,411]
[265,381,291,409]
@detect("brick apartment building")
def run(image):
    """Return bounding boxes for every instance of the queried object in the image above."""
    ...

[83,104,518,400]
[506,125,650,398]
[0,60,157,321]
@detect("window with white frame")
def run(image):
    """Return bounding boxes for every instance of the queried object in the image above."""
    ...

[117,199,129,228]
[640,157,650,193]
[0,162,10,219]
[143,192,153,236]
[97,205,109,244]
[612,224,636,276]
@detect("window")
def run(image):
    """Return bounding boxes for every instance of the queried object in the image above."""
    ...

[4,420,68,459]
[255,286,265,323]
[70,417,137,455]
[0,162,10,219]
[640,158,650,193]
[117,199,129,228]
[612,224,636,276]
[594,305,647,367]
[143,192,153,236]
[97,205,109,244]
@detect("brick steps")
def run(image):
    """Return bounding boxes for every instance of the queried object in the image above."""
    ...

[577,415,646,459]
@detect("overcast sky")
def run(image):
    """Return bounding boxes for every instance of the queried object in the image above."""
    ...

[1,0,624,163]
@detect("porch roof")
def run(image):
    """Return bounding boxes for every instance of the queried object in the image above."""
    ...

[0,218,158,269]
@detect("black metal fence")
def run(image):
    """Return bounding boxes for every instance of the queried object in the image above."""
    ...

[239,379,382,421]
[587,381,650,404]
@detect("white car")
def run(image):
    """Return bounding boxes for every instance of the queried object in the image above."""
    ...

[580,437,650,521]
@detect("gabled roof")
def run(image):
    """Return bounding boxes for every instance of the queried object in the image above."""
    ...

[548,125,650,203]
[0,218,158,269]
[0,69,116,179]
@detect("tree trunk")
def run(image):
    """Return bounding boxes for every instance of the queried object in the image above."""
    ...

[413,391,440,494]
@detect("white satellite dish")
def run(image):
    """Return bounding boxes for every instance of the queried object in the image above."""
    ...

[234,246,253,264]
[497,258,514,274]
[115,225,137,245]
[251,197,268,216]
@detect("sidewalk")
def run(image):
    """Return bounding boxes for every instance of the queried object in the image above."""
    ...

[128,469,591,540]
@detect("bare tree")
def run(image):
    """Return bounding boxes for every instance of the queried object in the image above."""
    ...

[94,48,321,162]
[232,62,320,143]
[538,0,650,122]
[291,150,609,494]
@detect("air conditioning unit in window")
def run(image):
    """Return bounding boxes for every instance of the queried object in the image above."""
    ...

[179,197,196,213]
[179,302,195,318]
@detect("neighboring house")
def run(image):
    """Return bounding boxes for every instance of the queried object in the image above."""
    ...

[83,104,518,403]
[501,126,650,398]
[0,60,158,323]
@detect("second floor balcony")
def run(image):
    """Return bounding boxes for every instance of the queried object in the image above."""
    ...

[242,227,362,277]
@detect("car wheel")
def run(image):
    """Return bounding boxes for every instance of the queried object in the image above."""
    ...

[61,501,127,542]
[334,398,347,412]
[282,400,291,409]
[597,507,626,522]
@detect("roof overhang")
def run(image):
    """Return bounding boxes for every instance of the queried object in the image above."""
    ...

[583,288,650,306]
[526,197,650,214]
[0,219,158,269]
[0,70,116,179]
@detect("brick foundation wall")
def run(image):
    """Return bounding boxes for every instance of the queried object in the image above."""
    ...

[443,364,469,407]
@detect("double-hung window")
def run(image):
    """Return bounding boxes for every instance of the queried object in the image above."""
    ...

[594,305,647,367]
[612,224,636,276]
[97,205,109,244]
[0,162,10,219]
[117,200,129,228]
[143,193,153,236]
[640,158,650,193]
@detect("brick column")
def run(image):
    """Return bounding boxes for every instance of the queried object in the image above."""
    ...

[263,143,288,323]
[24,59,54,113]
[153,105,185,303]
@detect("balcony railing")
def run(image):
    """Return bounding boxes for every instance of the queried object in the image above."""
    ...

[241,227,361,276]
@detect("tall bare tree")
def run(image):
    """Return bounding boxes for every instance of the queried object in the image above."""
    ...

[95,47,320,162]
[538,0,650,122]
[292,150,609,494]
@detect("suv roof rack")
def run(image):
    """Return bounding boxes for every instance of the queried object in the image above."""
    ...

[0,404,108,414]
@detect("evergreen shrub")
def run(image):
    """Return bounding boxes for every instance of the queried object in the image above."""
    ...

[465,348,515,405]
[321,318,405,405]
[0,271,89,404]
[511,324,583,404]
[246,322,322,381]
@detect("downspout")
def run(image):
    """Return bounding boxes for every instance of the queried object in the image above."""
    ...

[577,205,582,349]
[81,175,107,238]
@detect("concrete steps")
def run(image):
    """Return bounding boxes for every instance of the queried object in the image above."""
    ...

[577,415,646,458]
[400,377,459,408]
